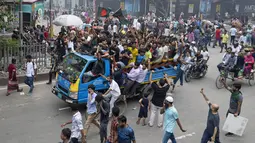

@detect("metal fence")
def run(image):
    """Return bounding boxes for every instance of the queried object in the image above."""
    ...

[0,43,50,72]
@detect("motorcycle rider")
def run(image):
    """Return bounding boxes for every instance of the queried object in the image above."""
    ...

[195,51,205,77]
[217,48,232,72]
[190,41,198,57]
[220,51,238,78]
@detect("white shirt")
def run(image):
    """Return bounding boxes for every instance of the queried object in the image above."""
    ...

[239,35,247,45]
[71,111,84,139]
[26,62,37,77]
[136,22,141,30]
[231,46,241,56]
[109,80,121,97]
[164,28,170,36]
[230,28,237,36]
[136,65,148,83]
[190,46,198,54]
[68,41,74,52]
[118,44,124,53]
[201,51,210,60]
[113,25,118,33]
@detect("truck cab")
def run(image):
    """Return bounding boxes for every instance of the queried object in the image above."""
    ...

[52,53,110,104]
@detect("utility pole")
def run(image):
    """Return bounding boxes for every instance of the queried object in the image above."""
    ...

[19,0,23,45]
[145,0,147,16]
[169,0,173,21]
[49,0,53,38]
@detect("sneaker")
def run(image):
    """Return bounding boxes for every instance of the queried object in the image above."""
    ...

[17,88,23,92]
[6,92,10,96]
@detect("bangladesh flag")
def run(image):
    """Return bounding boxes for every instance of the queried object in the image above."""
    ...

[113,8,130,25]
[97,7,111,17]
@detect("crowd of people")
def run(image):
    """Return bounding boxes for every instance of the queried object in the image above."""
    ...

[5,12,255,143]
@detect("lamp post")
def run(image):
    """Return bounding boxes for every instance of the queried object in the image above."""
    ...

[49,0,53,38]
[19,0,23,45]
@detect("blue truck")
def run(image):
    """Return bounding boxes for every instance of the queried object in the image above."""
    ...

[52,52,177,104]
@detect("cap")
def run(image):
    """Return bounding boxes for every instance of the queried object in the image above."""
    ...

[165,96,174,103]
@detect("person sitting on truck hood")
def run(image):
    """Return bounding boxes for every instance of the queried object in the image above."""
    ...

[123,62,141,97]
[84,51,104,77]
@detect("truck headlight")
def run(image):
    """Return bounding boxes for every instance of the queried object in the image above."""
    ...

[69,92,78,99]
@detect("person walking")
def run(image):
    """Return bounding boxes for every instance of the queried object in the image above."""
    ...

[59,128,72,143]
[148,72,171,127]
[107,107,120,143]
[84,84,100,140]
[24,55,37,95]
[230,25,237,45]
[6,58,23,96]
[95,93,110,143]
[117,115,136,143]
[222,82,243,136]
[200,88,221,143]
[61,108,86,143]
[161,96,186,143]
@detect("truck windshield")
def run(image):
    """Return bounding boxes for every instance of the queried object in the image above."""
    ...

[60,53,87,83]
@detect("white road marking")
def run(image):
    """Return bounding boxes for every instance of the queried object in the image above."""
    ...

[168,132,196,143]
[58,107,71,111]
[0,81,55,91]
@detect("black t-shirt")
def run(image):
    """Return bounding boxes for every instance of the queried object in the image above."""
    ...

[196,54,203,62]
[151,83,170,107]
[206,103,220,136]
[121,49,131,66]
[56,38,66,56]
[100,100,110,124]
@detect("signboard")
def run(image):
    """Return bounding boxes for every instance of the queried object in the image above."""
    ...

[216,4,221,13]
[222,114,248,136]
[188,4,194,13]
[244,5,255,13]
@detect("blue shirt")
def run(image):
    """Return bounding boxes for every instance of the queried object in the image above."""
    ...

[118,125,135,143]
[87,92,97,114]
[136,55,145,64]
[163,106,179,133]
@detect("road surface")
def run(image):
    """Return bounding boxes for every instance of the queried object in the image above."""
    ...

[0,47,255,143]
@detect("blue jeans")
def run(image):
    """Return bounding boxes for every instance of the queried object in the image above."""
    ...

[174,70,183,85]
[162,131,176,143]
[24,76,34,93]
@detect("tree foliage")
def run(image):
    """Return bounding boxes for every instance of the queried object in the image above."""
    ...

[0,0,15,30]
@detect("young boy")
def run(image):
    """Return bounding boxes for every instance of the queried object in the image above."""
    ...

[60,128,71,143]
[136,93,150,126]
[118,115,136,143]
[107,107,120,143]
[95,93,110,143]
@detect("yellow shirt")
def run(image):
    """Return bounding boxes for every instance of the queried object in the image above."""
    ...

[222,34,229,44]
[128,47,138,63]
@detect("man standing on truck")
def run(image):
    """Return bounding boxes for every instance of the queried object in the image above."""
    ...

[84,84,100,141]
[84,51,104,77]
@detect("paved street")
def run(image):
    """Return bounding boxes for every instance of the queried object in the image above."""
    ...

[0,47,255,143]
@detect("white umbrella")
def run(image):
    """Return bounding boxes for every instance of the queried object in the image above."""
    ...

[53,15,83,27]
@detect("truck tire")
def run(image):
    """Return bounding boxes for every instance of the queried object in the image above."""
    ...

[141,84,154,100]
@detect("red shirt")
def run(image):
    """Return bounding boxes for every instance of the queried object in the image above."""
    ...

[44,31,49,40]
[108,117,118,142]
[8,64,17,81]
[215,29,221,39]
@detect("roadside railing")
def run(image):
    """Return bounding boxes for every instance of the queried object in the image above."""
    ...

[0,43,50,73]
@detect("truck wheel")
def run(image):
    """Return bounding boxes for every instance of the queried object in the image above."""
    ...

[141,84,154,100]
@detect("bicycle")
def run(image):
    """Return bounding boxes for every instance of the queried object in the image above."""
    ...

[215,67,255,89]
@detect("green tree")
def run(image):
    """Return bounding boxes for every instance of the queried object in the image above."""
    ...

[0,0,15,31]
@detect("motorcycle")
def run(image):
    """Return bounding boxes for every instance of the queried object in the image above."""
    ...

[184,60,208,82]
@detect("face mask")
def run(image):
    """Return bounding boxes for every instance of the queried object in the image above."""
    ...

[114,68,118,71]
